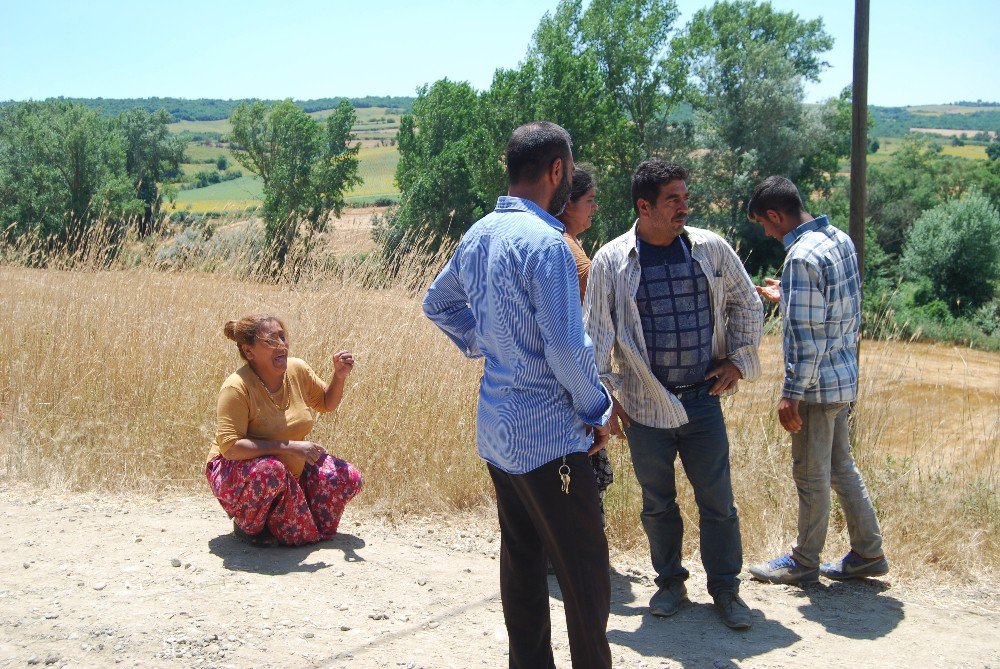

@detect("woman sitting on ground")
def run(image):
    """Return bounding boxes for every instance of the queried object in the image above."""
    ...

[205,314,363,546]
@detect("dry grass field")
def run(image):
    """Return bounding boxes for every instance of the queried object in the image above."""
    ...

[868,135,989,163]
[909,127,997,138]
[0,223,997,584]
[909,105,999,115]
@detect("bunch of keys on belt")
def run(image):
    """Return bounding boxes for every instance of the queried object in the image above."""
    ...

[559,455,571,494]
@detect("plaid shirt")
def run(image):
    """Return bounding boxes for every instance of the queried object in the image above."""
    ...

[779,215,861,403]
[584,224,763,429]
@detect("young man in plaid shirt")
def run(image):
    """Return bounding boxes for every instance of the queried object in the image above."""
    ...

[746,176,889,585]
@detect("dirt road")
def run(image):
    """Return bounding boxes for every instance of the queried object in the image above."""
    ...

[1,485,997,669]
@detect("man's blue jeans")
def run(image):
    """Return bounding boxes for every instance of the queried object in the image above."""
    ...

[624,386,742,595]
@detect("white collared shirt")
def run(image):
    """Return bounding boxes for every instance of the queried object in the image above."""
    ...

[584,223,764,428]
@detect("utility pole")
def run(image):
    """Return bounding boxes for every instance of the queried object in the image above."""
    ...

[850,0,870,279]
[850,0,870,374]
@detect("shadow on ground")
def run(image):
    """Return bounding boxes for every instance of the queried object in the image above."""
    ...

[793,578,903,639]
[207,531,366,575]
[550,569,800,667]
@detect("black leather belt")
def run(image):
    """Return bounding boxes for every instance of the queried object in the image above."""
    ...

[667,379,713,395]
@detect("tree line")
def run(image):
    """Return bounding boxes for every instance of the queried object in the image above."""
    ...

[0,98,362,275]
[0,103,186,253]
[0,96,416,122]
[871,107,1000,137]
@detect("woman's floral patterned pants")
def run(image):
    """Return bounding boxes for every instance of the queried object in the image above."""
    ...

[207,453,363,546]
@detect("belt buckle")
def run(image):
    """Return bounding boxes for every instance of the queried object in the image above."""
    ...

[673,385,693,399]
[673,382,704,399]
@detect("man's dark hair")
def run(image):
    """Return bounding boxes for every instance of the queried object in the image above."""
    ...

[569,166,595,202]
[506,122,572,186]
[631,159,690,214]
[747,176,805,220]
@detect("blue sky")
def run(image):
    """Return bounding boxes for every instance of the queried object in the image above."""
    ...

[1,0,996,106]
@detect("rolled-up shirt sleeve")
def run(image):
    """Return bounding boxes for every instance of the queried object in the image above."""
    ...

[302,361,330,413]
[215,384,249,458]
[423,253,481,359]
[720,242,764,381]
[533,242,613,426]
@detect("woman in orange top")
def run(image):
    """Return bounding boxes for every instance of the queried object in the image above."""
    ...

[206,314,363,546]
[560,167,598,301]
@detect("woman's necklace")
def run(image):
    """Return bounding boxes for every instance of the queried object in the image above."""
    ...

[254,370,290,411]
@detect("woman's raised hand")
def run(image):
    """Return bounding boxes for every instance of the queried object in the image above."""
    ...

[333,350,355,378]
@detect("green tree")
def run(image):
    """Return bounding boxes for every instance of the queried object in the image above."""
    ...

[0,100,140,255]
[901,189,1000,315]
[386,0,685,250]
[866,136,982,258]
[115,108,185,236]
[230,99,360,273]
[986,138,1000,161]
[579,0,682,153]
[672,0,840,273]
[971,153,1000,205]
[387,79,487,251]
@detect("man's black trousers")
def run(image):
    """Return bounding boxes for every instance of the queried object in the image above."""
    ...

[488,452,612,669]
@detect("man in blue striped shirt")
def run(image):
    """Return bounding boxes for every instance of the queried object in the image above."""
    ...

[423,122,614,669]
[746,176,888,586]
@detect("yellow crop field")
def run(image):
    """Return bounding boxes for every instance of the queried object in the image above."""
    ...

[941,143,989,159]
[909,127,996,137]
[909,104,998,114]
[352,145,400,198]
[868,136,988,163]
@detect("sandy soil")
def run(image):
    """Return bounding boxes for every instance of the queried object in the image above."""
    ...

[1,485,998,669]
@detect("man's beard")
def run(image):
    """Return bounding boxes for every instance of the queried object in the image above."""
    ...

[548,168,572,216]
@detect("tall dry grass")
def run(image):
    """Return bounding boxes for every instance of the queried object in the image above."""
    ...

[0,214,997,582]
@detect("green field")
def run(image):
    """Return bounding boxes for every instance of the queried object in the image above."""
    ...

[171,144,399,212]
[168,106,403,135]
[170,174,264,212]
[167,118,232,134]
[322,106,401,124]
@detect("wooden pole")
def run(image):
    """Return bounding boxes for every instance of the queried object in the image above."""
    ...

[850,0,870,380]
[850,0,870,279]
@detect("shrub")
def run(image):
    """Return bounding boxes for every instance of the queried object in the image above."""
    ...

[973,299,1000,336]
[901,189,1000,315]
